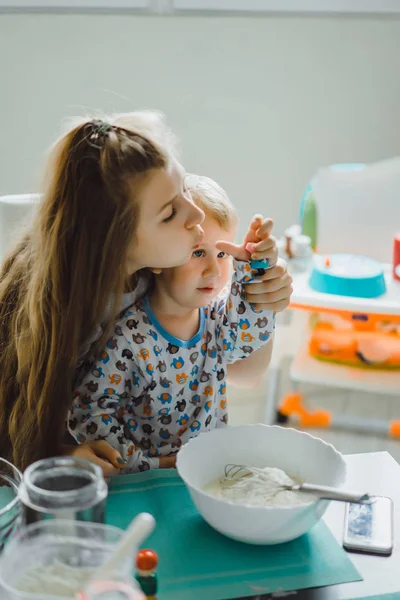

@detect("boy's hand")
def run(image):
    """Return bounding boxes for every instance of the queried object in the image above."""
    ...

[216,215,278,265]
[159,456,177,469]
[70,440,127,478]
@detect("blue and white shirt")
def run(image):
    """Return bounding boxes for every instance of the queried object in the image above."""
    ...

[68,261,275,472]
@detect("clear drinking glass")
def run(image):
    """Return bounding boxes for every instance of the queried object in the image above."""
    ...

[0,457,23,552]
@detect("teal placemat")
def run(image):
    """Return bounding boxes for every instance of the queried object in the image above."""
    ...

[354,596,400,600]
[107,470,362,600]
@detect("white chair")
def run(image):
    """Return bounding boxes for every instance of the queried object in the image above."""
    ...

[314,156,400,263]
[263,157,400,433]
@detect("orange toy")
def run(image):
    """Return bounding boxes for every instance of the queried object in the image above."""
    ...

[280,393,331,428]
[308,311,400,370]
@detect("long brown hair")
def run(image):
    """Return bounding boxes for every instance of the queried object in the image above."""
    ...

[0,112,172,470]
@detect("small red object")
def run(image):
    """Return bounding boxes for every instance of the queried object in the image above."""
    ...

[136,549,158,572]
[325,256,331,268]
[393,234,400,282]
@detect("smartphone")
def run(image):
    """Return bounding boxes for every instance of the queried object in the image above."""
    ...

[343,496,394,556]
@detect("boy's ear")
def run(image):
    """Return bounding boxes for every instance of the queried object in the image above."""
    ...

[150,268,162,275]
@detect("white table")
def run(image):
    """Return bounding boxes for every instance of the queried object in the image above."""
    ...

[324,451,400,599]
[290,265,400,317]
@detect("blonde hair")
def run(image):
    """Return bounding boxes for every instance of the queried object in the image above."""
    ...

[0,110,175,470]
[185,174,237,231]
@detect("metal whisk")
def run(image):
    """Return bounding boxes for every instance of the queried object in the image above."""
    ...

[221,464,371,504]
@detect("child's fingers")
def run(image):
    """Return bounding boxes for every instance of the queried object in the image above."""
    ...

[105,449,128,470]
[249,235,277,255]
[216,240,249,262]
[249,214,264,231]
[255,218,274,239]
[93,457,121,478]
[244,297,291,313]
[244,270,292,295]
[159,456,177,469]
[71,446,120,477]
[244,284,293,307]
[90,440,128,469]
[248,259,288,281]
[249,246,279,267]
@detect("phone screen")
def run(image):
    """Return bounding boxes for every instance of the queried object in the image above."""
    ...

[344,496,393,554]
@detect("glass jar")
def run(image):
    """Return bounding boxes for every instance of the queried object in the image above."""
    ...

[78,580,145,600]
[19,456,108,525]
[0,457,23,551]
[290,234,314,273]
[0,520,137,600]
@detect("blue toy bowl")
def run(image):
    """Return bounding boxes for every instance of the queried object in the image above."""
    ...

[309,254,386,298]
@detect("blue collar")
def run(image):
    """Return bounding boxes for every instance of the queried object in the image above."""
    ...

[143,296,205,349]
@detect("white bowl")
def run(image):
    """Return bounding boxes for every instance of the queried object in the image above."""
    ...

[176,424,346,545]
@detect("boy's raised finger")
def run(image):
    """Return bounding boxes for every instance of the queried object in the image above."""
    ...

[250,214,263,230]
[256,218,274,238]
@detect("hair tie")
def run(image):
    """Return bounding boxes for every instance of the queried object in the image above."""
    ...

[84,119,113,149]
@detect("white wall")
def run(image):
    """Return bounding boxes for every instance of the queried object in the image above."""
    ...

[1,12,400,236]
